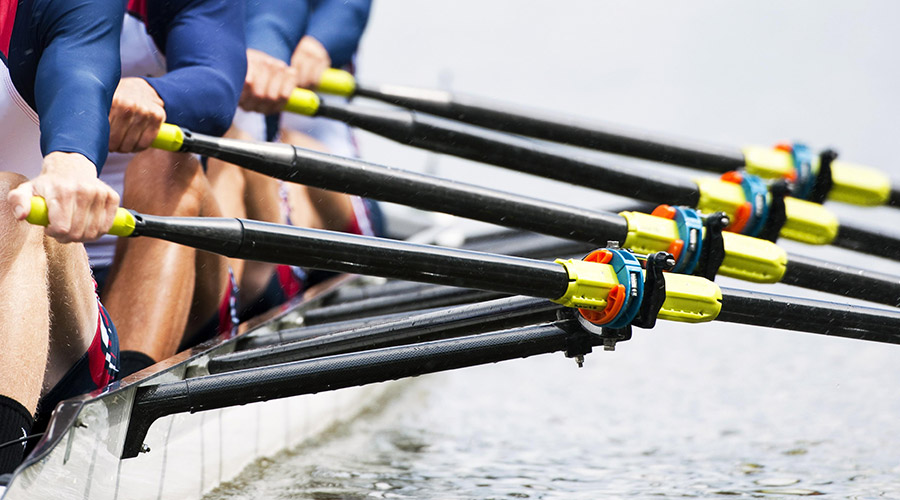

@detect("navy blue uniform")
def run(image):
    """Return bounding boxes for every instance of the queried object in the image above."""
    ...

[86,0,247,270]
[0,0,124,175]
[245,0,371,67]
[127,0,246,136]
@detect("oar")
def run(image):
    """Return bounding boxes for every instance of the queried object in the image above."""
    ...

[282,89,898,257]
[28,196,722,319]
[211,292,900,373]
[28,196,900,341]
[122,286,900,460]
[144,126,900,307]
[315,68,898,209]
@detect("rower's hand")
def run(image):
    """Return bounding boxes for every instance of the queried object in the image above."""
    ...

[291,36,331,89]
[109,77,167,153]
[7,152,119,242]
[240,49,298,115]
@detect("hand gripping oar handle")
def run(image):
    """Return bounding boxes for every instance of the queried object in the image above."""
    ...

[25,197,137,237]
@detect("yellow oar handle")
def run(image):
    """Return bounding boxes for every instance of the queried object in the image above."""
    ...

[151,123,185,152]
[316,68,357,97]
[285,88,321,116]
[25,197,136,237]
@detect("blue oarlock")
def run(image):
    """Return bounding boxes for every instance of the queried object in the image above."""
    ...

[669,206,704,275]
[605,249,645,329]
[739,174,770,238]
[789,142,816,200]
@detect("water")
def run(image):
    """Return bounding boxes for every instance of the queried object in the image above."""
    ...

[206,2,900,498]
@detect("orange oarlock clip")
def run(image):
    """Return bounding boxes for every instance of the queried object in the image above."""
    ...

[651,204,677,219]
[720,171,743,184]
[666,239,684,263]
[577,249,626,325]
[719,172,752,234]
[728,203,752,234]
[650,205,685,262]
[774,142,793,153]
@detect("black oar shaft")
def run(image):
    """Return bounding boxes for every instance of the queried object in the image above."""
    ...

[318,102,701,206]
[211,296,559,373]
[890,188,900,208]
[302,286,506,325]
[181,131,631,246]
[354,83,746,173]
[174,130,900,308]
[240,309,439,350]
[123,286,900,458]
[717,287,900,343]
[132,213,570,299]
[833,224,900,261]
[311,102,900,262]
[122,323,583,458]
[781,255,900,307]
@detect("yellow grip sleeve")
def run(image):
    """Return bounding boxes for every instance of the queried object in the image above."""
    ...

[719,232,786,283]
[657,273,722,323]
[316,68,357,97]
[827,159,891,206]
[151,123,185,152]
[25,197,136,237]
[285,89,321,116]
[781,197,838,245]
[551,258,618,310]
[742,145,794,178]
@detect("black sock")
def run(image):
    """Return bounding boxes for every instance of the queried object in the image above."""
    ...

[118,351,156,378]
[0,395,33,474]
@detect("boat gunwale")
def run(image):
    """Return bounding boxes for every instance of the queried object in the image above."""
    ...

[12,272,363,476]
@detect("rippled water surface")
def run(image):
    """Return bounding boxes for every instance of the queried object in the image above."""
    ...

[206,321,900,499]
[206,1,900,498]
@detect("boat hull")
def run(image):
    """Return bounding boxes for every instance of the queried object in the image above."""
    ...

[3,276,400,500]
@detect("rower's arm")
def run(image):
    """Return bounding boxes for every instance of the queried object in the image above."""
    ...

[30,0,124,172]
[142,0,246,137]
[245,0,311,64]
[306,0,372,68]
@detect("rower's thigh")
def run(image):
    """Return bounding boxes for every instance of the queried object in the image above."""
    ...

[43,235,99,391]
[122,149,205,213]
[0,172,37,262]
[0,172,98,395]
[0,172,51,410]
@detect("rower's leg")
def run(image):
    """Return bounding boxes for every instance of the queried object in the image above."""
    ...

[208,125,284,307]
[102,149,206,362]
[0,174,117,471]
[279,128,353,231]
[42,237,99,392]
[0,174,48,471]
[184,174,229,336]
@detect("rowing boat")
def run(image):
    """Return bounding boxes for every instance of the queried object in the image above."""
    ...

[1,272,401,500]
[0,205,446,500]
[7,201,900,500]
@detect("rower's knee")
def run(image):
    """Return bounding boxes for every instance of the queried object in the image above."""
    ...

[122,149,207,216]
[0,172,42,260]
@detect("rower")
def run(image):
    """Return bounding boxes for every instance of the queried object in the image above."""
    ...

[82,0,246,376]
[0,0,123,474]
[208,0,382,319]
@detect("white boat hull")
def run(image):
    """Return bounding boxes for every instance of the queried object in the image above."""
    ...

[2,276,401,500]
